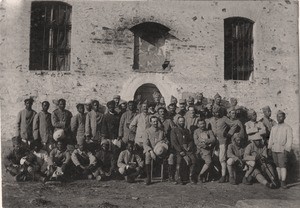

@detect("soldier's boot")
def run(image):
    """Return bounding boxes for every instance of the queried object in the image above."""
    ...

[174,164,183,185]
[168,165,175,182]
[189,164,197,184]
[145,164,151,185]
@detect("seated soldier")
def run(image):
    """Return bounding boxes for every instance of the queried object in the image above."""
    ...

[171,116,197,185]
[47,139,72,182]
[227,133,246,185]
[4,136,38,182]
[71,141,98,179]
[30,140,49,181]
[194,119,216,183]
[118,141,144,183]
[243,136,277,189]
[94,139,115,181]
[143,116,168,185]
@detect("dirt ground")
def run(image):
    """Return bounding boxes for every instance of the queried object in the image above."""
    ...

[2,141,300,208]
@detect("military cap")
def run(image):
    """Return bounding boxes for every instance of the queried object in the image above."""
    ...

[262,106,271,112]
[113,95,120,99]
[230,98,237,103]
[119,100,127,105]
[85,98,93,104]
[179,99,186,104]
[247,109,256,116]
[277,110,285,115]
[214,93,221,99]
[107,100,116,108]
[227,106,236,113]
[170,96,178,104]
[24,98,34,104]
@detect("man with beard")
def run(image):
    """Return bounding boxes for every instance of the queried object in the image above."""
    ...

[16,98,37,146]
[171,116,197,185]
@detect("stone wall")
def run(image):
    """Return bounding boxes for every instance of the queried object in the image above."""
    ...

[0,0,299,149]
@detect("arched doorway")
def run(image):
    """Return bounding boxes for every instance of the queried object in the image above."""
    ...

[133,83,161,103]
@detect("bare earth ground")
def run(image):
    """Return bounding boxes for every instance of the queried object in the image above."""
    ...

[2,141,300,208]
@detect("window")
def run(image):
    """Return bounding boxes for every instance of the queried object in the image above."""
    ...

[130,22,174,72]
[224,17,254,80]
[29,1,72,71]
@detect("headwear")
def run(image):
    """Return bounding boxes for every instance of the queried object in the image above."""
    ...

[85,98,93,104]
[170,96,178,104]
[247,109,256,116]
[277,110,285,115]
[107,100,116,108]
[119,100,127,105]
[153,141,168,156]
[187,96,194,103]
[262,106,271,112]
[195,93,203,100]
[214,93,221,99]
[230,98,237,103]
[179,99,186,104]
[12,136,22,145]
[142,99,148,105]
[24,98,34,104]
[227,106,236,113]
[113,95,120,99]
[53,129,65,141]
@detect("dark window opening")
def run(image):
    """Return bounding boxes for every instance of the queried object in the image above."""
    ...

[130,22,175,72]
[224,17,254,80]
[29,1,72,71]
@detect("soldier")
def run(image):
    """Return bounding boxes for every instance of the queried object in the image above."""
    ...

[226,107,246,142]
[118,141,144,183]
[184,106,201,134]
[171,116,197,185]
[129,101,151,153]
[167,103,177,122]
[213,93,227,117]
[227,133,246,185]
[174,99,187,123]
[268,110,293,189]
[84,99,93,113]
[186,96,195,110]
[51,99,73,146]
[85,100,104,152]
[143,116,168,185]
[33,101,54,151]
[119,101,138,145]
[113,95,121,114]
[71,103,86,145]
[245,109,266,144]
[260,106,277,145]
[194,93,207,118]
[194,119,216,183]
[16,98,37,146]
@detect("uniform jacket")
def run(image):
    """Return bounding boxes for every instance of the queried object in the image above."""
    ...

[193,128,216,153]
[171,126,194,154]
[227,143,245,161]
[117,149,143,169]
[268,123,293,153]
[33,111,53,143]
[71,113,86,143]
[129,113,151,144]
[85,110,104,141]
[16,109,37,141]
[244,142,267,161]
[48,148,71,167]
[71,149,96,167]
[245,120,266,141]
[118,110,138,143]
[101,112,121,140]
[143,126,165,153]
[51,109,73,131]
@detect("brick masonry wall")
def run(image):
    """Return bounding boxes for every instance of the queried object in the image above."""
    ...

[0,0,299,149]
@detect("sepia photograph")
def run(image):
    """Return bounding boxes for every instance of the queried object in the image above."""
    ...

[0,0,299,207]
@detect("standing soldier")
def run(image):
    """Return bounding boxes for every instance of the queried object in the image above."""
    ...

[119,101,138,145]
[226,107,246,142]
[174,99,187,123]
[33,101,54,151]
[71,104,86,145]
[51,99,73,146]
[16,98,37,146]
[84,99,93,113]
[171,116,197,185]
[268,110,293,189]
[213,93,227,117]
[194,119,216,183]
[113,95,121,114]
[260,106,277,145]
[184,106,201,134]
[129,101,151,154]
[85,100,104,152]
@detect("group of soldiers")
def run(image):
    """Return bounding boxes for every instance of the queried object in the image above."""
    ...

[4,92,293,189]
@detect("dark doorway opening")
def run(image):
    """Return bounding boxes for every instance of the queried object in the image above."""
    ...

[134,83,161,104]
